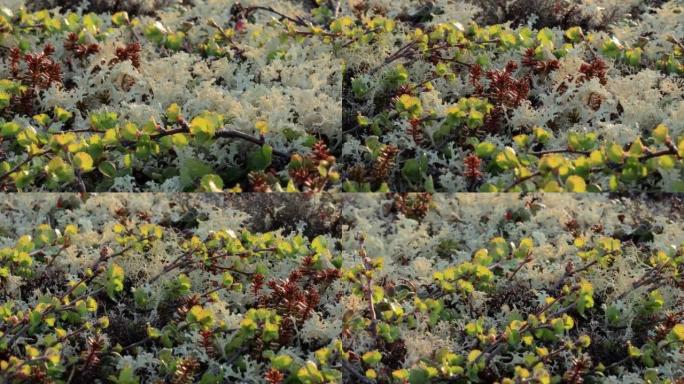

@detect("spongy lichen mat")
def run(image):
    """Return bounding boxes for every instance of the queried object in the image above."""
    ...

[0,0,683,192]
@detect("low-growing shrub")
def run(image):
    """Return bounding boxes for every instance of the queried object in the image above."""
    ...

[0,1,343,192]
[341,0,684,192]
[0,0,682,192]
[1,193,683,383]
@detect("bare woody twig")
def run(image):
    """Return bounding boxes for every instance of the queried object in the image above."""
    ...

[357,233,378,341]
[55,121,290,158]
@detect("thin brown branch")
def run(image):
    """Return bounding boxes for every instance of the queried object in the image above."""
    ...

[504,171,541,192]
[0,150,51,183]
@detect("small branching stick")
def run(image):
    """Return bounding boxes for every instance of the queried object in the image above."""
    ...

[357,233,378,340]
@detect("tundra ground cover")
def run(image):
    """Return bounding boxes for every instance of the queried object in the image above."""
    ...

[0,0,682,192]
[340,0,684,192]
[1,193,683,383]
[0,0,343,192]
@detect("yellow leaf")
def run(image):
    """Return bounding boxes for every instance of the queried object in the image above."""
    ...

[73,152,94,172]
[628,138,645,156]
[255,120,268,134]
[467,349,482,363]
[653,124,668,143]
[565,175,586,192]
[540,154,564,170]
[671,323,684,341]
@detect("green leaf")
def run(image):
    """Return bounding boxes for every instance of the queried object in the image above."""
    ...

[495,147,518,170]
[608,174,619,191]
[189,116,217,143]
[199,174,224,192]
[362,350,382,365]
[165,31,185,51]
[82,13,102,34]
[564,27,583,42]
[467,110,484,129]
[90,111,118,131]
[606,143,624,163]
[540,154,564,170]
[315,347,331,365]
[187,305,213,328]
[605,305,621,325]
[1,121,21,137]
[536,28,555,49]
[567,132,596,151]
[33,114,50,127]
[98,161,117,178]
[0,91,10,109]
[601,36,623,59]
[393,370,409,380]
[272,354,293,370]
[110,366,140,384]
[105,263,125,300]
[625,48,642,66]
[628,138,645,157]
[171,133,189,147]
[221,272,233,287]
[144,21,167,44]
[658,155,675,169]
[166,103,181,122]
[73,152,94,172]
[255,120,268,135]
[46,157,75,183]
[408,368,429,384]
[396,94,423,118]
[262,321,279,342]
[513,134,529,148]
[500,31,518,48]
[479,183,498,192]
[653,124,668,144]
[54,107,73,122]
[297,361,324,384]
[467,349,482,363]
[351,77,369,98]
[588,150,604,167]
[111,11,129,26]
[384,64,409,87]
[180,158,212,189]
[475,142,495,157]
[247,145,273,171]
[402,158,425,183]
[534,126,552,143]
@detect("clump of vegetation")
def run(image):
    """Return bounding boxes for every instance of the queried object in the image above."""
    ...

[1,193,682,383]
[0,1,343,192]
[342,0,684,192]
[1,0,681,192]
[25,0,186,16]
